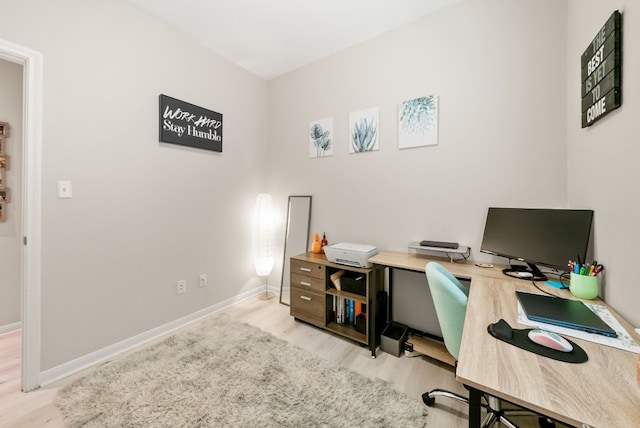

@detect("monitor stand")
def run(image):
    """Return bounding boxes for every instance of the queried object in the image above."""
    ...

[502,263,548,282]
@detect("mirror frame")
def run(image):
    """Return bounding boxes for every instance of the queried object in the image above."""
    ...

[279,195,312,306]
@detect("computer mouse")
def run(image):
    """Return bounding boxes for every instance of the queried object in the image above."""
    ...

[528,329,573,352]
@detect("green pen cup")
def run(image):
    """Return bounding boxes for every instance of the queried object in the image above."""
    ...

[569,273,599,299]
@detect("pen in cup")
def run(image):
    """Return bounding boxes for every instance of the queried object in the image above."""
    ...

[568,260,603,276]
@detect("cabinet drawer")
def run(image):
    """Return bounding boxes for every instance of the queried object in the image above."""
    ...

[290,288,324,328]
[291,272,325,293]
[290,259,325,280]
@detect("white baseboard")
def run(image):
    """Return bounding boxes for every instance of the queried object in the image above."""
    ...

[40,285,274,387]
[0,322,21,336]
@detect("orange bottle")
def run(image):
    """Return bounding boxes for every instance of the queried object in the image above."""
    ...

[312,232,322,254]
[321,233,328,253]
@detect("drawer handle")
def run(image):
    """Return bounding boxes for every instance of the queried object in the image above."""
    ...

[300,295,312,301]
[300,281,312,287]
[300,267,312,272]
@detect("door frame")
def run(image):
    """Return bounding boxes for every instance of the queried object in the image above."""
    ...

[0,38,43,392]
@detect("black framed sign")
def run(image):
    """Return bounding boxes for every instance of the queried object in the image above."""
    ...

[159,94,223,152]
[581,11,622,128]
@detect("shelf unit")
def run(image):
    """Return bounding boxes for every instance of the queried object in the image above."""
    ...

[407,334,455,366]
[290,252,386,357]
[325,269,369,345]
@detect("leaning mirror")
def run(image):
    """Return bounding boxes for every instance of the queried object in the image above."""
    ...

[279,195,312,306]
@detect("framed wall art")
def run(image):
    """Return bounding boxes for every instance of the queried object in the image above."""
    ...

[349,107,379,153]
[398,95,439,149]
[309,117,333,158]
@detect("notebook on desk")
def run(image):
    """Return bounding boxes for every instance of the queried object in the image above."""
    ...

[515,291,618,338]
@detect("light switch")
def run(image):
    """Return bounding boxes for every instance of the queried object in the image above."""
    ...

[57,180,73,199]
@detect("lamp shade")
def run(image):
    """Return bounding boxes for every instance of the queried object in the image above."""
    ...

[252,194,275,276]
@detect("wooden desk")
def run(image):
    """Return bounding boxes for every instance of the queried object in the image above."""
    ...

[371,251,640,427]
[369,250,507,281]
[369,251,507,365]
[456,274,640,427]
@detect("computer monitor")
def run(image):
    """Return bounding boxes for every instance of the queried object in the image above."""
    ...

[480,207,594,281]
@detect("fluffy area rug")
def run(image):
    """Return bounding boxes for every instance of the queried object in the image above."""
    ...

[55,313,427,427]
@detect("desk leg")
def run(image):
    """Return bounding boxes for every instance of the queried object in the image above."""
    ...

[369,265,387,358]
[468,387,482,428]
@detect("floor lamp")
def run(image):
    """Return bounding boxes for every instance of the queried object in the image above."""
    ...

[253,193,275,300]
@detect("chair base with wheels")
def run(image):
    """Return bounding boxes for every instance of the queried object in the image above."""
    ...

[422,389,550,428]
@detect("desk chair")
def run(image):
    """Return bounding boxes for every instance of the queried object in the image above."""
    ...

[422,262,550,428]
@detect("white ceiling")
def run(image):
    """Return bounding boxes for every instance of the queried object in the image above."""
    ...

[127,0,461,80]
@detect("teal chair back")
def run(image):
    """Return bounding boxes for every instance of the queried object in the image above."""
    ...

[425,262,469,360]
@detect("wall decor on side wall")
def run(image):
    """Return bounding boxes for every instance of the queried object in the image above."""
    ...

[349,107,379,153]
[0,122,6,150]
[159,94,223,152]
[0,122,6,222]
[309,117,333,158]
[398,95,439,149]
[0,188,8,221]
[581,11,621,128]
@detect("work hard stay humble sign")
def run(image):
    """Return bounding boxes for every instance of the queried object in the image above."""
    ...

[581,11,622,128]
[159,95,223,152]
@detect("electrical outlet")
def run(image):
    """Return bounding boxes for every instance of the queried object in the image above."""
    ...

[176,280,186,295]
[199,274,207,287]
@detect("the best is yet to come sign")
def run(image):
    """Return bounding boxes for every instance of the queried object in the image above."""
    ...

[581,11,622,128]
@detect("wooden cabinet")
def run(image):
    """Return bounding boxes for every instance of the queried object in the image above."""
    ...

[289,258,325,328]
[290,252,386,357]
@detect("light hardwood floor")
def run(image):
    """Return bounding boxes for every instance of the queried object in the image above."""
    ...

[1,296,551,427]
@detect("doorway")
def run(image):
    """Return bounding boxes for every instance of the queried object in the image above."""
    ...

[0,59,23,372]
[0,38,43,392]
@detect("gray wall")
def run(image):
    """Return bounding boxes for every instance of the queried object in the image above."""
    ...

[1,0,269,370]
[268,0,640,329]
[267,0,568,297]
[567,1,640,327]
[0,59,23,329]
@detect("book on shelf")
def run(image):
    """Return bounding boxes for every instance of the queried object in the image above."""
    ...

[330,270,345,291]
[332,296,367,327]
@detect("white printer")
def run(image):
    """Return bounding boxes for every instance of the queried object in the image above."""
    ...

[323,242,378,268]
